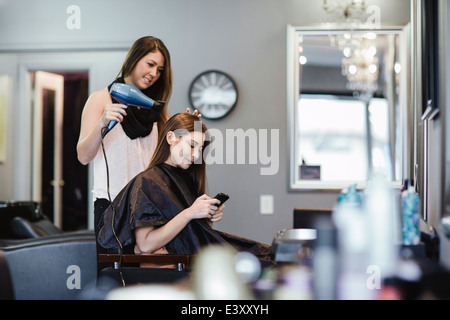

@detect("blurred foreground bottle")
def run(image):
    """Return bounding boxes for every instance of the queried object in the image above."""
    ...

[334,184,371,299]
[364,174,401,285]
[192,245,253,300]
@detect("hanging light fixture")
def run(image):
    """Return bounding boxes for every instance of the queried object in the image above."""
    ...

[322,0,379,100]
[322,0,367,21]
[341,35,379,100]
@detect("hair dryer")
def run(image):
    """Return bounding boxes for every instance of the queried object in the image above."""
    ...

[101,83,165,138]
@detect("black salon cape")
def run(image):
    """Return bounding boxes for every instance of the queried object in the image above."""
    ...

[97,163,271,260]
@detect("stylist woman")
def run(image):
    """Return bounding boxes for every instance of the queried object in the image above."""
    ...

[76,36,173,238]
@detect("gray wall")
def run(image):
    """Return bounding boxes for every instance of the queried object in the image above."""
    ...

[438,0,450,270]
[0,0,411,243]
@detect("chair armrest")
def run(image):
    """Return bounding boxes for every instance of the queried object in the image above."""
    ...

[98,253,192,268]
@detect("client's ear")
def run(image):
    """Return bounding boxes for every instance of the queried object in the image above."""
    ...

[166,131,176,145]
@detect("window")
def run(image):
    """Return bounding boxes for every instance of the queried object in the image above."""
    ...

[298,94,395,182]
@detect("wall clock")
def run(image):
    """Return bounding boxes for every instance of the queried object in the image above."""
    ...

[188,70,238,120]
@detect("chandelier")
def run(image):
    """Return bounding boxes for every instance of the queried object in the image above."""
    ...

[341,35,379,98]
[322,0,367,21]
[322,0,379,100]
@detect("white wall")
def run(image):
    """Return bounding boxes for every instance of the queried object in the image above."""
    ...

[0,0,411,243]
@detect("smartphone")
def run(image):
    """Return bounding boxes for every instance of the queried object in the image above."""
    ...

[214,192,229,207]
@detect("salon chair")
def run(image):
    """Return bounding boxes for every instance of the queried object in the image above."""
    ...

[97,251,192,289]
[0,250,14,300]
[0,201,97,299]
[0,201,191,296]
[0,201,48,239]
[0,232,97,300]
[9,215,64,238]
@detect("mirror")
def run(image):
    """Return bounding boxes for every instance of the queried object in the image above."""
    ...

[288,25,411,190]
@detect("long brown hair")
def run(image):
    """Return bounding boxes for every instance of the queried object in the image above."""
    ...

[118,36,172,133]
[149,113,209,195]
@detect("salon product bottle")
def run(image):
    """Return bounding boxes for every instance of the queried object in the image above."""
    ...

[333,185,371,299]
[337,187,349,203]
[346,184,362,203]
[337,184,362,204]
[364,174,400,282]
[273,247,313,300]
[312,217,338,300]
[401,179,411,192]
[192,245,252,300]
[402,186,420,245]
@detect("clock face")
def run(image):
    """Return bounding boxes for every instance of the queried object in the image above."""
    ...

[189,70,238,119]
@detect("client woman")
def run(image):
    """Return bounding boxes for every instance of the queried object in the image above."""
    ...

[97,112,271,261]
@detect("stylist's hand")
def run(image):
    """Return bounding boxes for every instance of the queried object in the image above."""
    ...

[185,194,220,220]
[102,104,127,127]
[186,107,202,119]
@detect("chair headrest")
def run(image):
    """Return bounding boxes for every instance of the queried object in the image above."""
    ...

[9,216,63,239]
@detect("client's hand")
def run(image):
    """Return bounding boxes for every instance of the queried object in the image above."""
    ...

[186,194,220,220]
[209,203,224,223]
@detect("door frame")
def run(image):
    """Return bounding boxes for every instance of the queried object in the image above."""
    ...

[32,71,64,228]
[14,50,128,229]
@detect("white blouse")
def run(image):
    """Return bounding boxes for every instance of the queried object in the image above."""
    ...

[92,122,158,202]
